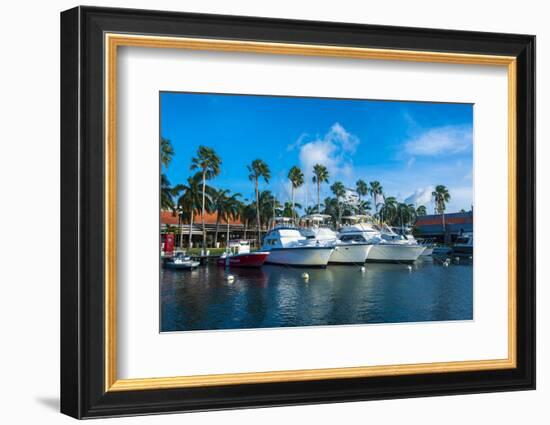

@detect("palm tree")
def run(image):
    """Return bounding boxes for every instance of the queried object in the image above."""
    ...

[191,146,222,250]
[369,181,384,213]
[322,197,339,223]
[240,202,257,240]
[247,159,271,244]
[432,185,451,231]
[258,190,281,229]
[416,205,427,216]
[161,174,177,210]
[380,196,397,224]
[282,201,302,218]
[288,166,304,222]
[312,164,329,213]
[304,206,318,215]
[396,202,417,228]
[356,179,369,203]
[330,181,346,226]
[175,173,206,248]
[212,189,229,246]
[220,192,242,247]
[357,199,371,215]
[160,138,176,210]
[160,137,175,169]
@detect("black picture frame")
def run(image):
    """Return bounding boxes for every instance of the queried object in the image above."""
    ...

[61,6,535,419]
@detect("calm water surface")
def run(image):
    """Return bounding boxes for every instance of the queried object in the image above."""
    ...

[160,257,473,332]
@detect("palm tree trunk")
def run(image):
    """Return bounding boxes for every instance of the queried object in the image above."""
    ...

[291,187,295,222]
[201,171,206,251]
[188,210,194,249]
[337,197,342,226]
[255,179,261,246]
[317,182,320,212]
[244,220,248,240]
[179,214,183,249]
[226,218,230,248]
[214,214,220,246]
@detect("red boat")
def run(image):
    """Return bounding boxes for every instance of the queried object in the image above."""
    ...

[217,240,270,268]
[217,251,269,268]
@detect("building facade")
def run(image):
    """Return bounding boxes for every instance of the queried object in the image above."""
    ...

[161,210,261,248]
[414,211,473,242]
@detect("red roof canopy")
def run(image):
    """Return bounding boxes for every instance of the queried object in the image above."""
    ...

[160,210,243,226]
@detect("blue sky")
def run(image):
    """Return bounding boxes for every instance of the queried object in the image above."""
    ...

[160,92,473,213]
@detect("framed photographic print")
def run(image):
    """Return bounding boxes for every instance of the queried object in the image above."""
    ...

[60,6,535,419]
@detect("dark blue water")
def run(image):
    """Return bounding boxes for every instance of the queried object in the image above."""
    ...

[160,257,473,332]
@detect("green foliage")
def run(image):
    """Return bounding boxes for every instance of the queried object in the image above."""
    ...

[312,163,330,212]
[160,137,175,169]
[356,179,369,200]
[247,159,272,241]
[190,145,222,180]
[416,205,427,216]
[432,185,451,214]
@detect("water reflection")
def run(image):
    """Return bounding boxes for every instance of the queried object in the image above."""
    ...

[160,257,473,332]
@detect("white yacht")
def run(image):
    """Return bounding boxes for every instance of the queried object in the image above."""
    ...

[339,217,425,263]
[381,225,434,256]
[261,223,334,267]
[300,214,373,264]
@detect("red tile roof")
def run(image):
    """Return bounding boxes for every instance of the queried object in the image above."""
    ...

[161,210,243,225]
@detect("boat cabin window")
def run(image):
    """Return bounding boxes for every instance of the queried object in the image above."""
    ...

[339,234,367,242]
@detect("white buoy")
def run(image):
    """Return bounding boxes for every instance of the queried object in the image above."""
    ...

[455,257,460,262]
[443,258,450,267]
[360,266,366,273]
[301,272,310,281]
[469,256,473,260]
[226,274,235,282]
[407,265,413,271]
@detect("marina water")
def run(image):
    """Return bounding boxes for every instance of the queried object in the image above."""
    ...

[161,257,473,332]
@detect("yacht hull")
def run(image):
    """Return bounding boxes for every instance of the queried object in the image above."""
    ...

[329,244,373,264]
[453,245,473,255]
[163,260,200,270]
[265,247,334,267]
[217,252,269,267]
[420,247,434,256]
[367,244,426,263]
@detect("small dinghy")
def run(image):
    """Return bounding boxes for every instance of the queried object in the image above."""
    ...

[163,252,200,270]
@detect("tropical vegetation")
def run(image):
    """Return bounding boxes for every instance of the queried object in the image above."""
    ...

[312,164,329,213]
[191,146,222,250]
[432,184,451,230]
[160,139,458,248]
[247,159,271,244]
[287,166,304,222]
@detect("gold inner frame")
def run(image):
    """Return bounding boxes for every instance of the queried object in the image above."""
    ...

[104,33,517,392]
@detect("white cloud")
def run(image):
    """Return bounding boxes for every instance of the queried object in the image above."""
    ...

[404,186,435,207]
[404,125,472,156]
[286,133,309,152]
[298,123,359,180]
[403,185,473,213]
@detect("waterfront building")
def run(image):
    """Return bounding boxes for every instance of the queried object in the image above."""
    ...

[414,211,473,242]
[160,210,250,248]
